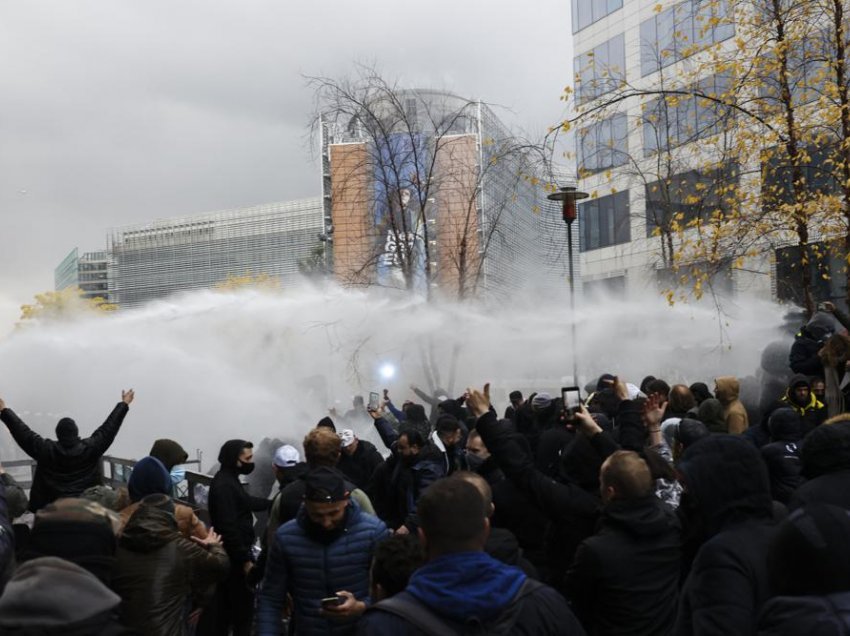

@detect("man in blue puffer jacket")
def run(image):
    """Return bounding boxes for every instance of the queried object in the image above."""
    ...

[257,467,390,636]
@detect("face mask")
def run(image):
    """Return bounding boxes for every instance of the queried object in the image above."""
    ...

[170,467,186,487]
[238,462,255,475]
[465,452,485,472]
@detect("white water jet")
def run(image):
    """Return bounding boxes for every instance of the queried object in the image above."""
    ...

[0,283,790,468]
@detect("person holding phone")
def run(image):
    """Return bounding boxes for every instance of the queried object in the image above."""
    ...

[256,467,390,636]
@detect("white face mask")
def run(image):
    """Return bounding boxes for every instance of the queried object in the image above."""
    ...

[170,466,186,487]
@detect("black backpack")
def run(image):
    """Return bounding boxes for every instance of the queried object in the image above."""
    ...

[366,578,543,636]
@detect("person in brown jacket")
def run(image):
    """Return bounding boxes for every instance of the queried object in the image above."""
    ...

[112,493,229,636]
[714,376,749,434]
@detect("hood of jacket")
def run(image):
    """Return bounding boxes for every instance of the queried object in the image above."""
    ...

[407,551,526,623]
[768,408,803,442]
[697,398,727,433]
[800,421,850,479]
[714,376,740,404]
[218,438,250,470]
[119,504,179,553]
[149,439,189,472]
[484,527,523,566]
[678,435,773,536]
[601,495,680,538]
[0,556,121,630]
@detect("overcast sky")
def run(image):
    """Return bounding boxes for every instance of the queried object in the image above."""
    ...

[0,1,573,334]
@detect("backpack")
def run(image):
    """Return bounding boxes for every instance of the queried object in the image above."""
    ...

[366,578,544,636]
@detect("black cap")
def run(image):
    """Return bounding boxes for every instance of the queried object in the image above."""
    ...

[304,467,348,503]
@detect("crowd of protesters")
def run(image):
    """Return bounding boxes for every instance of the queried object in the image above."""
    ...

[1,303,850,634]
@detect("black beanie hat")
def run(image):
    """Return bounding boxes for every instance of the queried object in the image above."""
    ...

[55,418,79,447]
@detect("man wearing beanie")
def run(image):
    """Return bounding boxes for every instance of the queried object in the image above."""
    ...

[0,389,135,512]
[112,493,229,636]
[119,456,208,540]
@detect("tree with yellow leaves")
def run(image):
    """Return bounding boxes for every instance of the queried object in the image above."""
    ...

[213,272,282,292]
[562,0,850,315]
[19,287,117,324]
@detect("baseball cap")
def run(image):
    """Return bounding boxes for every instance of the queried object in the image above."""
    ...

[304,467,348,503]
[273,445,300,468]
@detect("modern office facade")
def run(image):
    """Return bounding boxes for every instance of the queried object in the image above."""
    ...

[571,0,774,301]
[54,248,111,301]
[319,89,573,302]
[107,198,324,307]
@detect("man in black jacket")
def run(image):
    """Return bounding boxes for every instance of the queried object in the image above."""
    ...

[565,450,681,636]
[338,428,384,490]
[199,439,269,636]
[674,435,778,636]
[0,389,134,512]
[789,420,850,510]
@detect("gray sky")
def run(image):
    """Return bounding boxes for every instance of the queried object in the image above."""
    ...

[0,0,572,334]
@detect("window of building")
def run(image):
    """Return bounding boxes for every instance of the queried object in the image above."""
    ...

[640,0,735,76]
[762,144,841,208]
[578,113,629,175]
[583,274,626,299]
[579,190,631,251]
[575,34,626,105]
[642,74,732,155]
[572,0,623,33]
[645,163,739,237]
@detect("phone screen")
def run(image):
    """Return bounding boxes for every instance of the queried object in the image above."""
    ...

[368,392,380,410]
[561,386,581,412]
[321,596,343,608]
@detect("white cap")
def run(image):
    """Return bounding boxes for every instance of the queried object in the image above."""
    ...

[339,429,356,448]
[273,445,300,468]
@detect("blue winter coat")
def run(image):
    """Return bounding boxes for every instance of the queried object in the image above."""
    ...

[256,499,389,636]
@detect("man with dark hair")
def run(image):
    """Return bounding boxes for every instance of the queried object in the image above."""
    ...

[199,439,269,636]
[646,379,671,404]
[360,478,584,635]
[338,428,385,490]
[256,467,389,635]
[430,414,464,475]
[769,374,827,434]
[0,389,134,511]
[370,410,446,533]
[505,391,524,422]
[369,534,425,602]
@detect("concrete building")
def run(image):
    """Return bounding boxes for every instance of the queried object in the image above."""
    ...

[107,198,324,307]
[319,89,572,302]
[54,248,111,301]
[571,0,773,301]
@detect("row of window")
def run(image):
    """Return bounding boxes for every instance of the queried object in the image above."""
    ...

[573,0,734,107]
[639,0,734,77]
[572,0,622,34]
[577,75,733,174]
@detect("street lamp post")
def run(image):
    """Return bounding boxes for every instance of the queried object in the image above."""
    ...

[547,185,589,385]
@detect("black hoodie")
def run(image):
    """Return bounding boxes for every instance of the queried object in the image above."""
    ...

[790,421,850,511]
[565,496,681,636]
[675,435,777,636]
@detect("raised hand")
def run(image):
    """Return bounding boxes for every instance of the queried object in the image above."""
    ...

[122,389,135,405]
[466,383,491,418]
[0,397,5,411]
